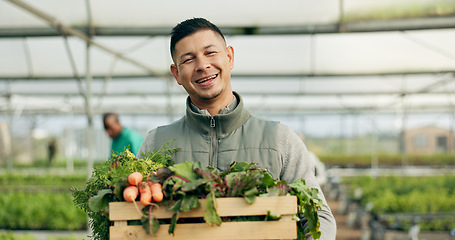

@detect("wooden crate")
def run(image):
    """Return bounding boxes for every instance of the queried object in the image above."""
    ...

[109,195,298,240]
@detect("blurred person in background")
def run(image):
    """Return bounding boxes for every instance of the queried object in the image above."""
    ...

[103,112,144,156]
[48,138,56,166]
[137,17,336,239]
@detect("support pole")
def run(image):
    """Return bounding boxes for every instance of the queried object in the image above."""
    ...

[370,112,378,176]
[6,81,13,169]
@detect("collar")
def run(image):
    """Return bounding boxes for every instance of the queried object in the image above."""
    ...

[185,92,251,135]
[190,94,238,116]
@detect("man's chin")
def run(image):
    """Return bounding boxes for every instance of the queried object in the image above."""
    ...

[198,90,222,101]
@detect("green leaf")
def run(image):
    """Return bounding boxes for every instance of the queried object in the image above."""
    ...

[141,206,160,236]
[168,199,182,213]
[204,191,221,226]
[267,182,290,196]
[265,210,281,221]
[112,178,128,201]
[260,172,276,187]
[88,189,112,214]
[169,162,199,182]
[244,187,259,204]
[181,178,207,192]
[180,195,200,212]
[169,212,180,235]
[304,203,321,239]
[227,161,257,172]
[244,195,257,204]
[289,178,322,239]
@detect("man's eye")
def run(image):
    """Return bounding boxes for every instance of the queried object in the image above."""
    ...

[181,58,192,64]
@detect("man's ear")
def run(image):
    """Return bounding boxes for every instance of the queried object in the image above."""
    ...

[226,46,234,70]
[170,64,181,85]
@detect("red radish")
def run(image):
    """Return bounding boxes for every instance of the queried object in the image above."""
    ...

[123,185,139,202]
[149,181,164,202]
[139,182,152,205]
[128,172,143,186]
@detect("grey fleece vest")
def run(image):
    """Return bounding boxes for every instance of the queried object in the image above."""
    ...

[154,93,282,179]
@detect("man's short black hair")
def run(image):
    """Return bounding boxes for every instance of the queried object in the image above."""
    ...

[102,112,118,129]
[170,18,225,60]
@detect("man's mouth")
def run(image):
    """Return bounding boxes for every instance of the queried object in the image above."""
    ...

[195,74,218,83]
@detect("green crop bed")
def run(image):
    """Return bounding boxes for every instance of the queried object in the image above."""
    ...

[343,175,455,231]
[0,173,87,231]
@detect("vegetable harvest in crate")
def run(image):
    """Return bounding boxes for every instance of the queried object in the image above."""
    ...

[72,143,323,240]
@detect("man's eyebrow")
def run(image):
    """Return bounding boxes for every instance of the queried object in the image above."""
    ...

[178,52,193,60]
[178,44,217,61]
[203,44,216,50]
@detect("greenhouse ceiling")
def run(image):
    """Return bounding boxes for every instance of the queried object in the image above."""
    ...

[1,0,455,116]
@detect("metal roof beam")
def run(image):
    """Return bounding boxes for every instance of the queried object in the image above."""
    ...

[1,71,454,81]
[0,103,453,115]
[1,16,455,38]
[3,90,455,97]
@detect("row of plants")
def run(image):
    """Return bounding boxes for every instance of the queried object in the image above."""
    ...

[343,175,455,231]
[0,192,87,230]
[9,158,89,169]
[0,172,88,231]
[0,231,85,240]
[0,173,87,194]
[319,153,455,167]
[0,173,86,188]
[0,231,86,240]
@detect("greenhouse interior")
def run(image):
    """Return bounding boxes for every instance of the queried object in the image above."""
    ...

[1,0,455,239]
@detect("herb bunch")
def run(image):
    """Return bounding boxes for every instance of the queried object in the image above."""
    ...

[72,143,178,240]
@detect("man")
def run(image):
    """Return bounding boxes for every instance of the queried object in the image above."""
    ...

[103,112,144,156]
[48,138,56,166]
[137,18,336,239]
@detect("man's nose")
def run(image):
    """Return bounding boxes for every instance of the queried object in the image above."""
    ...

[195,57,210,71]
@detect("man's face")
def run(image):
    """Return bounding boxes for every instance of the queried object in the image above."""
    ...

[104,119,121,138]
[170,30,234,105]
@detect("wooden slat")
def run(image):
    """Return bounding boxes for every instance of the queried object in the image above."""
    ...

[113,221,127,227]
[110,220,297,240]
[109,196,297,221]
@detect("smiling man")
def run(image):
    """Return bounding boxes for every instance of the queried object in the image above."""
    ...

[170,24,235,116]
[137,18,336,239]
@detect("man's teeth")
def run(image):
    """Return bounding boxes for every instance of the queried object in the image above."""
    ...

[197,75,216,83]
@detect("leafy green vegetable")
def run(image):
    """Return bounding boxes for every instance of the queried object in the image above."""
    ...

[88,189,112,215]
[142,161,322,239]
[72,142,179,240]
[169,161,199,182]
[289,179,323,239]
[141,205,160,236]
[74,144,322,240]
[204,190,222,226]
[265,210,282,221]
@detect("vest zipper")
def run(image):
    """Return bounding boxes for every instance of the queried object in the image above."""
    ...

[210,117,215,128]
[210,116,218,168]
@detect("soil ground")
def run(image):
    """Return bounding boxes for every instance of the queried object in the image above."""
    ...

[328,199,363,240]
